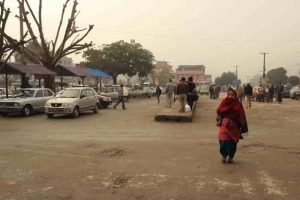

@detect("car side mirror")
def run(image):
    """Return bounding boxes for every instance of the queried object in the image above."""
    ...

[80,95,86,99]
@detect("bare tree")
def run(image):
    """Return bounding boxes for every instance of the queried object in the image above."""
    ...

[17,0,94,90]
[0,0,30,70]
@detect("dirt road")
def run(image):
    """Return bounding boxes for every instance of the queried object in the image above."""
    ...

[0,95,299,200]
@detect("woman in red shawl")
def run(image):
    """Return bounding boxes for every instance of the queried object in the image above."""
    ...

[217,88,246,164]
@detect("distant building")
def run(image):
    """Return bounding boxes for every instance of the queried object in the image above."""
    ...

[154,61,173,73]
[175,65,211,85]
[205,75,212,84]
[152,61,174,85]
[58,57,74,66]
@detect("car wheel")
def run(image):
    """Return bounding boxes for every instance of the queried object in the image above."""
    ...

[22,105,32,116]
[47,113,54,118]
[72,106,79,118]
[101,102,109,109]
[94,104,99,113]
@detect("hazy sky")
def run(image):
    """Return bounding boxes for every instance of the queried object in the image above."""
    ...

[5,0,300,81]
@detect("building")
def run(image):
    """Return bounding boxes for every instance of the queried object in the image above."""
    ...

[175,65,210,85]
[154,61,173,73]
[58,57,74,66]
[152,61,174,85]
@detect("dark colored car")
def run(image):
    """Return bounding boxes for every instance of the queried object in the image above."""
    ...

[96,94,112,109]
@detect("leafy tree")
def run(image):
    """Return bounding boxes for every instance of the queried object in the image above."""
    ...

[266,67,288,84]
[287,75,299,86]
[82,40,155,84]
[215,71,237,86]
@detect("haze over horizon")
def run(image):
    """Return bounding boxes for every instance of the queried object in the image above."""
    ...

[4,0,300,81]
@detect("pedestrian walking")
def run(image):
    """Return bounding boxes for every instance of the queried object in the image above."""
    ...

[277,82,284,104]
[165,79,176,107]
[257,84,265,102]
[187,76,197,111]
[176,77,189,112]
[268,84,275,103]
[113,84,126,110]
[237,84,244,103]
[244,83,253,108]
[216,85,221,99]
[156,85,162,104]
[209,85,214,99]
[217,88,247,164]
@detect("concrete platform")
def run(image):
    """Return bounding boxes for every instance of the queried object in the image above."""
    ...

[154,102,197,122]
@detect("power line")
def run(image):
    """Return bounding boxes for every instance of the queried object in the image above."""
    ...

[92,27,300,44]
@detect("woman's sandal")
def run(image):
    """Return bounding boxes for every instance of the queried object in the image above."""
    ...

[221,157,227,164]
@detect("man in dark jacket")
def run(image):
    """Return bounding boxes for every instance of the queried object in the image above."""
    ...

[244,83,253,108]
[268,84,275,103]
[176,77,189,112]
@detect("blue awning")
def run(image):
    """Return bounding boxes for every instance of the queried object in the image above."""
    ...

[87,68,112,78]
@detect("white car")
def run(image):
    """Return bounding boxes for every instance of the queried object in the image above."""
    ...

[290,85,300,99]
[0,88,13,99]
[45,87,99,118]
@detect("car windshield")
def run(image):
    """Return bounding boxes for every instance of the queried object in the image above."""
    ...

[57,89,80,98]
[14,90,35,98]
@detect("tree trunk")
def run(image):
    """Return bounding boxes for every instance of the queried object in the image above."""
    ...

[113,75,117,85]
[44,75,56,92]
[21,74,30,88]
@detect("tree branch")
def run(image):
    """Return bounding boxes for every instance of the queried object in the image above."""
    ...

[55,0,78,58]
[52,0,71,56]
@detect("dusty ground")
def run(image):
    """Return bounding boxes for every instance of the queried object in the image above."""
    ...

[0,94,299,200]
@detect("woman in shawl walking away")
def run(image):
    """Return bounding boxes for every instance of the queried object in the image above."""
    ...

[217,88,247,164]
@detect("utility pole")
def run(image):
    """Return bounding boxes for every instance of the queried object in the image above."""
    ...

[233,66,239,80]
[260,52,268,83]
[19,0,27,88]
[19,0,24,61]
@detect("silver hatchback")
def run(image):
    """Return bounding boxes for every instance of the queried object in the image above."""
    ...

[45,87,99,118]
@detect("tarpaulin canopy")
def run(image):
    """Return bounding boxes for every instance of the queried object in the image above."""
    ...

[0,61,56,75]
[87,67,111,78]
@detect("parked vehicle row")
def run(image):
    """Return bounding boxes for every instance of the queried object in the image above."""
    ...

[0,87,112,118]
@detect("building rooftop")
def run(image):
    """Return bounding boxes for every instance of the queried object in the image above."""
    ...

[176,65,205,71]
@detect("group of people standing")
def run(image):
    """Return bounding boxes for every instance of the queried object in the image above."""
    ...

[161,77,198,113]
[173,77,198,112]
[256,83,284,104]
[209,84,221,99]
[235,83,284,108]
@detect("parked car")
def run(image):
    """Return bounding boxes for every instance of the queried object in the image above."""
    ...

[96,93,112,109]
[128,87,153,98]
[45,87,99,118]
[282,85,291,98]
[290,85,300,99]
[0,88,55,116]
[199,86,209,95]
[100,86,129,101]
[0,88,13,99]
